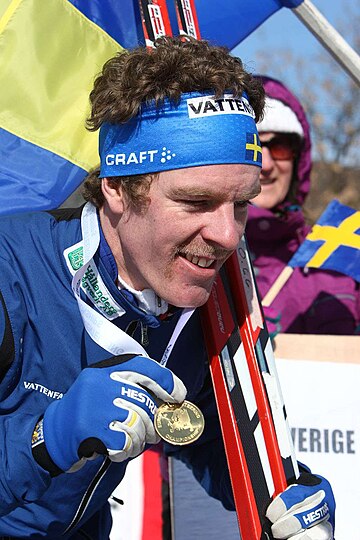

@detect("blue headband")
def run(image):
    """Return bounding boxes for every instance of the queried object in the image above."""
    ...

[99,91,262,177]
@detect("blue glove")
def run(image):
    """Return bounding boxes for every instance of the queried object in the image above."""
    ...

[266,472,335,539]
[41,355,186,473]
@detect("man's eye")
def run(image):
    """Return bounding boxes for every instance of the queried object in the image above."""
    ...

[181,200,209,208]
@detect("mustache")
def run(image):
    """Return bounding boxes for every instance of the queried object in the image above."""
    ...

[175,242,231,260]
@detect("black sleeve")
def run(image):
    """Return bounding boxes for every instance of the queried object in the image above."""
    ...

[0,289,15,382]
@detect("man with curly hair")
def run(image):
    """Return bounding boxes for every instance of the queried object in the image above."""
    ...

[0,37,334,539]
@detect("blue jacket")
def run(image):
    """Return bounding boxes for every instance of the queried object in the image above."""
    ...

[0,206,232,538]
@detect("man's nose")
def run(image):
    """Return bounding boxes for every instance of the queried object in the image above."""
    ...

[202,204,243,252]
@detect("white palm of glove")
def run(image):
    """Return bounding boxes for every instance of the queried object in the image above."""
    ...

[106,363,187,461]
[108,375,167,461]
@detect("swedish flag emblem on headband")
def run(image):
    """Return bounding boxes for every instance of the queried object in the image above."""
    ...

[245,133,262,165]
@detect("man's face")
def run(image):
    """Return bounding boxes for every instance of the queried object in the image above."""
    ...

[113,164,260,308]
[251,132,294,209]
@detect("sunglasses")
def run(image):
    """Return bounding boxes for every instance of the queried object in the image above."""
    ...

[260,135,300,161]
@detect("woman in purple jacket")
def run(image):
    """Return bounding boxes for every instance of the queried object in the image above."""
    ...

[247,76,360,335]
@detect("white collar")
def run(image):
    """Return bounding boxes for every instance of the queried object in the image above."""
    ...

[117,274,169,317]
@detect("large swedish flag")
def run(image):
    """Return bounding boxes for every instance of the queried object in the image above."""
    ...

[289,200,360,282]
[0,0,143,214]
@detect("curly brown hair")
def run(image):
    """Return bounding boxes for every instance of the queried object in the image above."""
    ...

[83,36,265,208]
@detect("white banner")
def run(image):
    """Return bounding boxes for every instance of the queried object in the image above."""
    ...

[275,334,360,540]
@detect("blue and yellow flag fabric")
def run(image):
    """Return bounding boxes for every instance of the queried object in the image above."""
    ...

[0,0,304,214]
[0,0,142,214]
[289,200,360,282]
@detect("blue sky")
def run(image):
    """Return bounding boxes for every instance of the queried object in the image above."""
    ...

[232,0,357,87]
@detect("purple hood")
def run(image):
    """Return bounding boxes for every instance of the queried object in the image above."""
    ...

[254,75,312,207]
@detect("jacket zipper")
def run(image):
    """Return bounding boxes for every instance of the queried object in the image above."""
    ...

[140,322,149,347]
[63,457,111,535]
[125,320,149,347]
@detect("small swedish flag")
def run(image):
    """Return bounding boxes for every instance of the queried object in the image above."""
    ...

[289,200,360,282]
[245,133,262,164]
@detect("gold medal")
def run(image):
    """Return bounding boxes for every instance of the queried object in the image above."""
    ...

[154,400,205,445]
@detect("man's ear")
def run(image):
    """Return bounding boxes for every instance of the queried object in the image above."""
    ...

[101,178,125,214]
